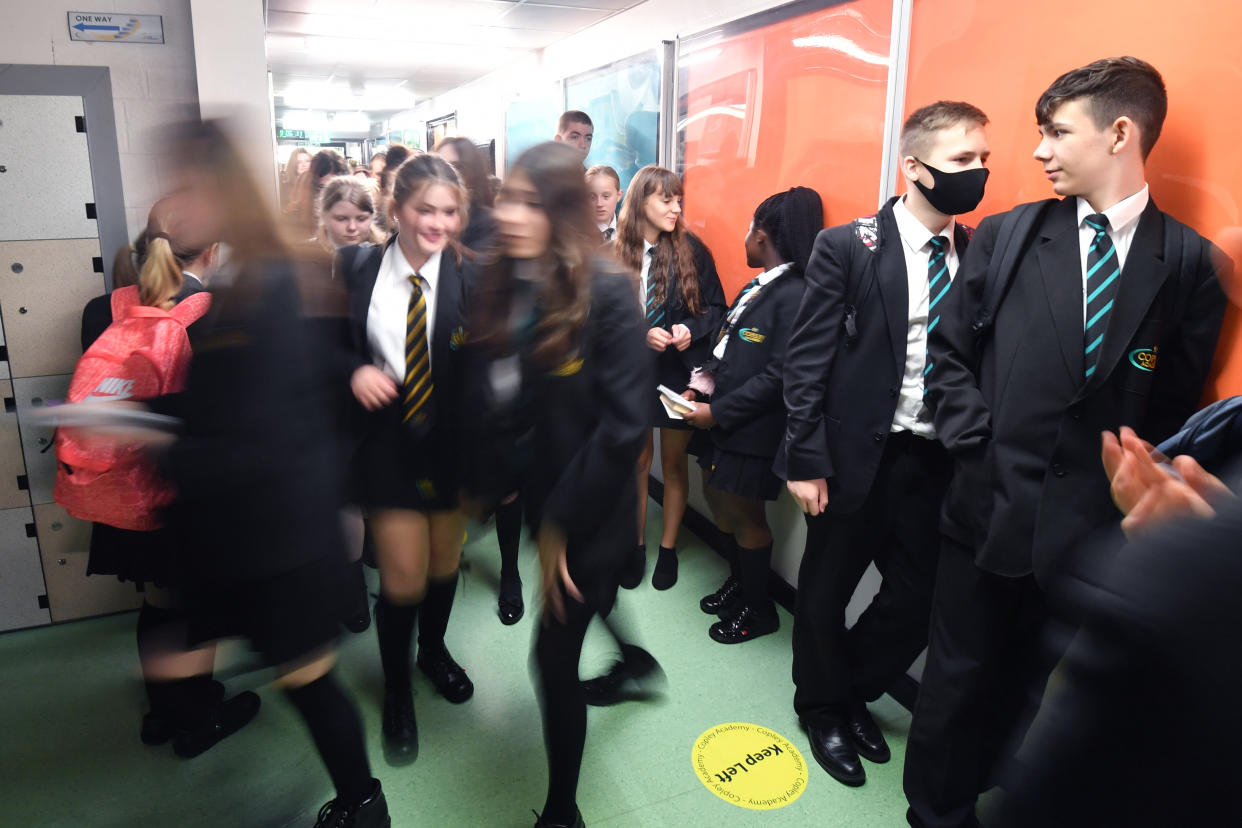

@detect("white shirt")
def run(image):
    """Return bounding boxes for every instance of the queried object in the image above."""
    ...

[639,239,656,309]
[1076,184,1149,323]
[598,215,617,241]
[367,241,441,382]
[712,263,792,360]
[892,196,959,438]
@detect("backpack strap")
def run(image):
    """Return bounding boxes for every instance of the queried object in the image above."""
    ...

[969,198,1057,338]
[842,212,884,344]
[168,291,212,327]
[109,285,141,319]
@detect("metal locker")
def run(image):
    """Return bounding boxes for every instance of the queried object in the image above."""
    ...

[12,374,72,506]
[0,239,104,379]
[35,503,143,623]
[0,505,51,631]
[0,94,98,243]
[0,379,31,510]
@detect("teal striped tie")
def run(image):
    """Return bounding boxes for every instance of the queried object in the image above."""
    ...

[644,249,665,327]
[1083,214,1119,379]
[923,235,950,381]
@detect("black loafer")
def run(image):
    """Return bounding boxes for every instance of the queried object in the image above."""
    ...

[651,548,678,590]
[533,807,585,828]
[381,688,418,766]
[708,604,779,644]
[700,577,741,616]
[806,722,865,786]
[314,778,391,828]
[619,545,645,590]
[847,701,891,763]
[499,576,524,626]
[581,648,665,706]
[172,691,261,759]
[417,645,474,703]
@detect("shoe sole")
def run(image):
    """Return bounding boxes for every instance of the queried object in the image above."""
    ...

[382,740,419,766]
[708,624,778,644]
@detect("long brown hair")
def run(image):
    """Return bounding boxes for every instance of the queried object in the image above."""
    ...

[113,197,210,310]
[434,136,494,211]
[616,165,702,315]
[472,141,600,368]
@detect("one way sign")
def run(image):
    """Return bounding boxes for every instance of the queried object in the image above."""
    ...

[67,12,164,44]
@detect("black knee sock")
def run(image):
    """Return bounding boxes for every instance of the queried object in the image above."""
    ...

[375,595,419,692]
[496,498,523,584]
[137,601,180,716]
[285,673,373,806]
[417,571,458,653]
[534,596,593,824]
[738,542,774,613]
[137,602,215,728]
[724,535,741,581]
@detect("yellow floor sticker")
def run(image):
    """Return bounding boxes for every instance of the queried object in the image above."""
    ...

[692,722,809,810]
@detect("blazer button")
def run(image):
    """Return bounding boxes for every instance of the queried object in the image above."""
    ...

[872,432,884,442]
[889,388,898,398]
[1052,463,1067,478]
[1069,404,1083,420]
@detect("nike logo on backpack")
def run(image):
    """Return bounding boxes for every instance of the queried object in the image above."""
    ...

[85,377,135,401]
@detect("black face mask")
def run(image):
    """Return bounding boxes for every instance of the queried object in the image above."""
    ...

[912,159,989,216]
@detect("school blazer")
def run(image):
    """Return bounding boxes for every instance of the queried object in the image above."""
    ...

[776,198,972,514]
[927,196,1228,581]
[338,239,476,442]
[649,233,727,380]
[706,270,806,458]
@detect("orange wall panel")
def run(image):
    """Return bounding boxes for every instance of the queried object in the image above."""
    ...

[903,0,1242,400]
[679,0,894,298]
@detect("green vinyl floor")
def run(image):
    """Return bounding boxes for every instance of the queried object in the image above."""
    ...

[0,505,911,827]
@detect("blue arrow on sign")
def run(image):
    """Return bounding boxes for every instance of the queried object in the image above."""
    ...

[73,23,121,32]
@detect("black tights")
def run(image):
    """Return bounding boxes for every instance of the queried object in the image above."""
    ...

[285,673,373,806]
[533,589,595,824]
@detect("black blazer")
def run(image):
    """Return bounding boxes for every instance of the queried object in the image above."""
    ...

[704,268,806,458]
[927,196,1228,580]
[337,239,476,454]
[776,198,972,513]
[648,233,727,388]
[462,261,651,609]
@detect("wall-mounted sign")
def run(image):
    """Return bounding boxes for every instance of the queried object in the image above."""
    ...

[277,128,307,140]
[67,12,164,44]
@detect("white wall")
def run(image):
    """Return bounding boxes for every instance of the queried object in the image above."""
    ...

[2,1,201,240]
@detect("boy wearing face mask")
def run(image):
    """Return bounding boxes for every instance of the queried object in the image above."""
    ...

[776,101,990,789]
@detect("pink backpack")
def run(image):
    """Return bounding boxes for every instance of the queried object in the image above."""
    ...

[53,285,211,531]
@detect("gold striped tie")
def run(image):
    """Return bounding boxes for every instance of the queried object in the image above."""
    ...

[403,274,434,428]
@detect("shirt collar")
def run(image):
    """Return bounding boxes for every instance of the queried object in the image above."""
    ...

[643,238,655,257]
[598,215,617,234]
[894,195,955,256]
[757,262,793,286]
[392,242,441,291]
[1076,184,1149,234]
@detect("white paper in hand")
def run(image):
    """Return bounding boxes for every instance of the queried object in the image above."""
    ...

[657,384,696,420]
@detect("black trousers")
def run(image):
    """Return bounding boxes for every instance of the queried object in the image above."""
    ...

[792,431,948,726]
[903,538,1051,828]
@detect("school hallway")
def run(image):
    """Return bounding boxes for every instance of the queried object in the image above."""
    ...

[0,503,912,827]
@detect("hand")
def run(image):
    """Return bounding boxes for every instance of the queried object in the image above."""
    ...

[646,327,672,351]
[684,403,715,429]
[350,365,398,411]
[680,389,698,401]
[537,522,582,624]
[788,478,829,516]
[669,324,692,352]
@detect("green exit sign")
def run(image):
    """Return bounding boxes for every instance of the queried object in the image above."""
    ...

[278,128,306,140]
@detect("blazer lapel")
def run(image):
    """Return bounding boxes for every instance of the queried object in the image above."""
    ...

[431,251,462,382]
[875,205,909,382]
[1075,200,1167,400]
[350,242,387,352]
[1035,198,1085,381]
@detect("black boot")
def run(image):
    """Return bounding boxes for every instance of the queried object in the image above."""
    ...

[417,572,474,703]
[375,596,419,764]
[313,778,391,828]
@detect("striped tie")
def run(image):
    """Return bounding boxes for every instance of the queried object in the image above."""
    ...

[716,276,762,345]
[645,250,665,328]
[403,274,434,430]
[1083,213,1119,379]
[923,235,950,381]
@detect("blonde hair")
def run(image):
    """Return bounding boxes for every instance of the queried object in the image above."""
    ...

[115,197,209,310]
[316,175,383,251]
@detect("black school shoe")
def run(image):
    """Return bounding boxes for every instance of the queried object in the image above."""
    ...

[581,647,665,706]
[498,575,524,626]
[700,576,741,616]
[313,778,390,828]
[651,547,678,590]
[172,691,261,758]
[618,544,646,590]
[417,644,474,703]
[381,688,418,766]
[847,701,891,763]
[533,807,585,828]
[708,605,779,644]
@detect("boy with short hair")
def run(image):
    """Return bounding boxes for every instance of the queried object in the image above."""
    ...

[554,110,594,161]
[585,164,623,242]
[905,56,1229,828]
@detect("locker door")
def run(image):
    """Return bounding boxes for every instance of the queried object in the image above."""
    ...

[0,505,50,631]
[0,95,98,242]
[36,503,143,623]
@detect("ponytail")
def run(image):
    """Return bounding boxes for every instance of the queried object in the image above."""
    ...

[111,243,140,289]
[137,236,184,310]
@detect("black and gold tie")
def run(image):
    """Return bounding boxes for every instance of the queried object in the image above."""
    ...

[403,274,434,430]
